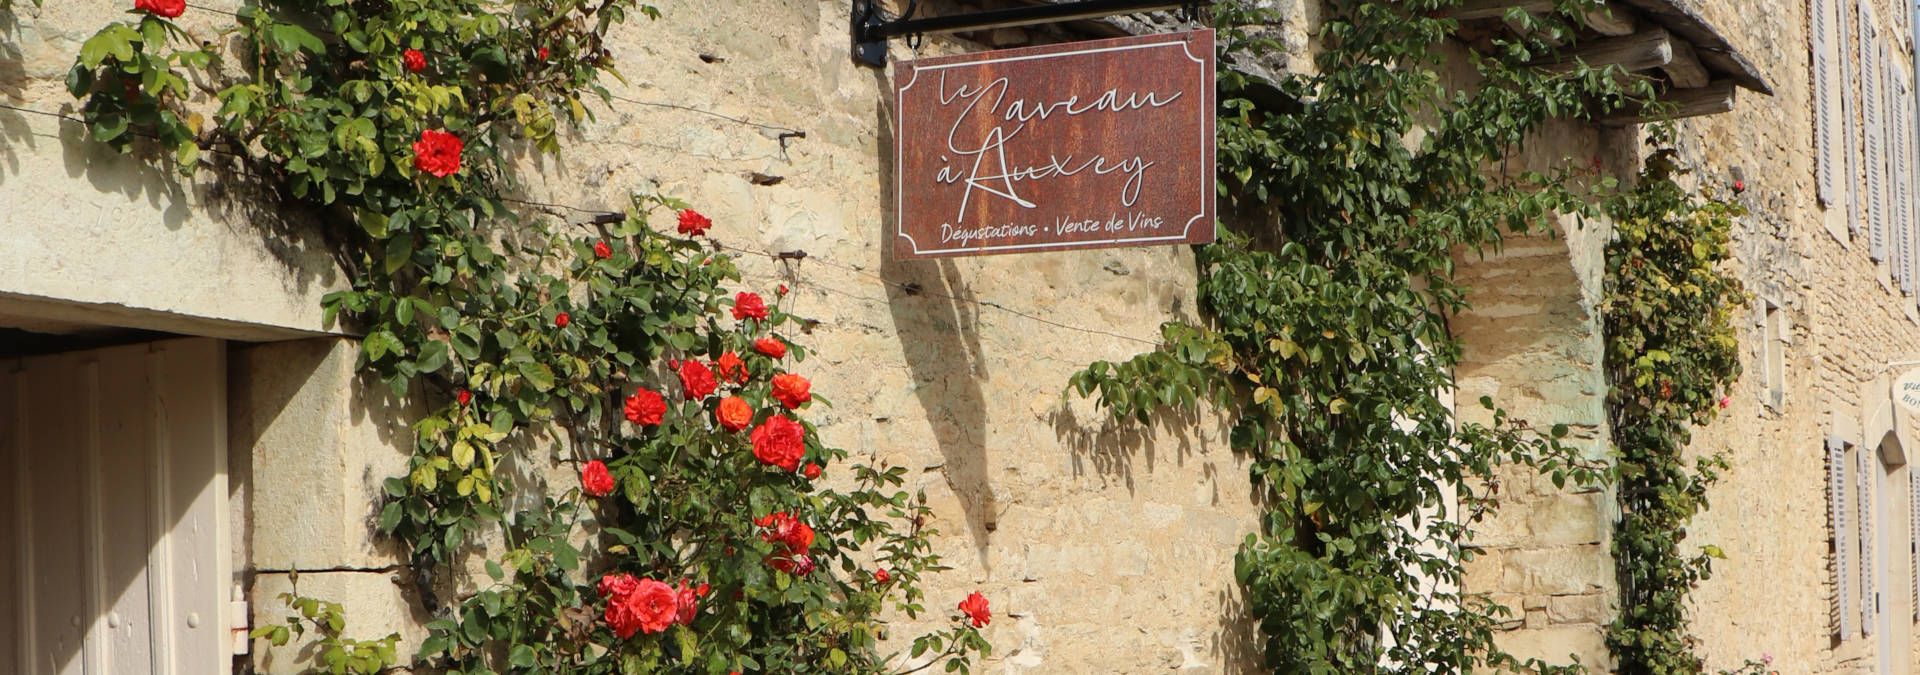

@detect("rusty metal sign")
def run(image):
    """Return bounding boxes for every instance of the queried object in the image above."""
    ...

[891,29,1216,259]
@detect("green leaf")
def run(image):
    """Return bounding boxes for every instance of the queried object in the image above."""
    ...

[269,23,327,55]
[363,330,402,362]
[517,361,555,392]
[415,340,450,373]
[509,644,536,667]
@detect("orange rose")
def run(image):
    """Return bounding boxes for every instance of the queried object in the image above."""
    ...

[715,396,753,432]
[770,373,811,409]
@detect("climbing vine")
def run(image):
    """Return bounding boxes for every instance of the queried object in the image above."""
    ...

[1600,147,1745,673]
[65,1,988,673]
[1069,0,1653,670]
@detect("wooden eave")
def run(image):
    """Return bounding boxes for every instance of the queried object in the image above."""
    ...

[1615,0,1774,95]
[1450,0,1773,125]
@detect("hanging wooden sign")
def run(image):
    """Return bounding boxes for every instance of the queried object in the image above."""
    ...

[891,29,1216,259]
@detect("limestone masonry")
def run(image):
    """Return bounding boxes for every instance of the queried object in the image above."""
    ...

[5,0,1920,672]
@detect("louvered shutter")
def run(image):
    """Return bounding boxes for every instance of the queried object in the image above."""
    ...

[1867,24,1888,262]
[1816,0,1840,206]
[1861,445,1877,635]
[1858,2,1874,240]
[1898,65,1915,293]
[1911,468,1919,622]
[1891,60,1904,289]
[1835,438,1855,638]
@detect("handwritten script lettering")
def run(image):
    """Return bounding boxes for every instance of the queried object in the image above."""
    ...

[933,72,1177,222]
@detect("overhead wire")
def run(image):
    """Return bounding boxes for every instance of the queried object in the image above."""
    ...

[2,101,1167,348]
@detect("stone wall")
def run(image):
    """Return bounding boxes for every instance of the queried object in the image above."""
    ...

[13,0,1920,672]
[2,1,1265,672]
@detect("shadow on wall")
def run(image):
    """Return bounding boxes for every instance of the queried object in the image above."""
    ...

[0,53,343,317]
[870,68,999,563]
[1049,397,1212,496]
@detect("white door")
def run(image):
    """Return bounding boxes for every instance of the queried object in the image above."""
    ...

[0,338,230,674]
[1879,441,1913,675]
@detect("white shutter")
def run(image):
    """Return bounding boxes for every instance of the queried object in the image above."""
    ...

[1836,438,1856,638]
[1816,0,1836,204]
[0,339,231,674]
[1867,23,1889,261]
[1861,445,1878,635]
[1858,2,1875,239]
[1911,468,1919,622]
[1888,53,1909,290]
[1899,65,1915,293]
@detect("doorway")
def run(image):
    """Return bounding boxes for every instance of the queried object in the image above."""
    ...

[1877,433,1914,675]
[0,338,231,674]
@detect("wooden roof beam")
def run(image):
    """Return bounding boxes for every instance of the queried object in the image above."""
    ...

[1662,39,1712,88]
[1600,79,1738,125]
[1581,2,1636,36]
[1532,26,1674,73]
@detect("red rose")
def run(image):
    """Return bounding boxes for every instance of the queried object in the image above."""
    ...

[788,554,816,576]
[598,573,638,600]
[1719,396,1731,409]
[754,337,788,359]
[771,373,812,409]
[594,240,612,259]
[134,0,185,18]
[623,389,666,426]
[874,568,891,584]
[733,292,769,322]
[677,209,713,236]
[750,415,806,471]
[411,129,463,178]
[778,283,789,296]
[958,591,991,628]
[581,460,615,497]
[678,360,717,400]
[1734,180,1746,193]
[803,463,821,479]
[537,46,550,61]
[456,388,472,406]
[715,396,753,432]
[674,580,700,625]
[402,49,427,73]
[714,351,748,384]
[605,577,678,638]
[554,312,570,328]
[755,511,814,551]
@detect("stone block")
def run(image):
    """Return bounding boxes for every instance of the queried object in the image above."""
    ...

[1506,546,1608,595]
[1525,492,1608,546]
[234,338,415,571]
[250,571,431,675]
[1547,593,1612,625]
[1493,625,1610,672]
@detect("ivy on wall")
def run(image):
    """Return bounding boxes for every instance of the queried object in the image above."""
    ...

[63,1,988,673]
[1600,147,1745,674]
[1068,0,1662,671]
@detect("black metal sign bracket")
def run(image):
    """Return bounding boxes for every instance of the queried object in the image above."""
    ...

[853,0,1206,67]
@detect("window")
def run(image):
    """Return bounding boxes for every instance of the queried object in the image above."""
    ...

[1758,300,1787,410]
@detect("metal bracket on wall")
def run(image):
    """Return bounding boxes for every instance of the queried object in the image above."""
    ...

[851,0,1206,67]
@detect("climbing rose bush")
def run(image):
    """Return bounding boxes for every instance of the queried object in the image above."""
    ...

[64,1,993,673]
